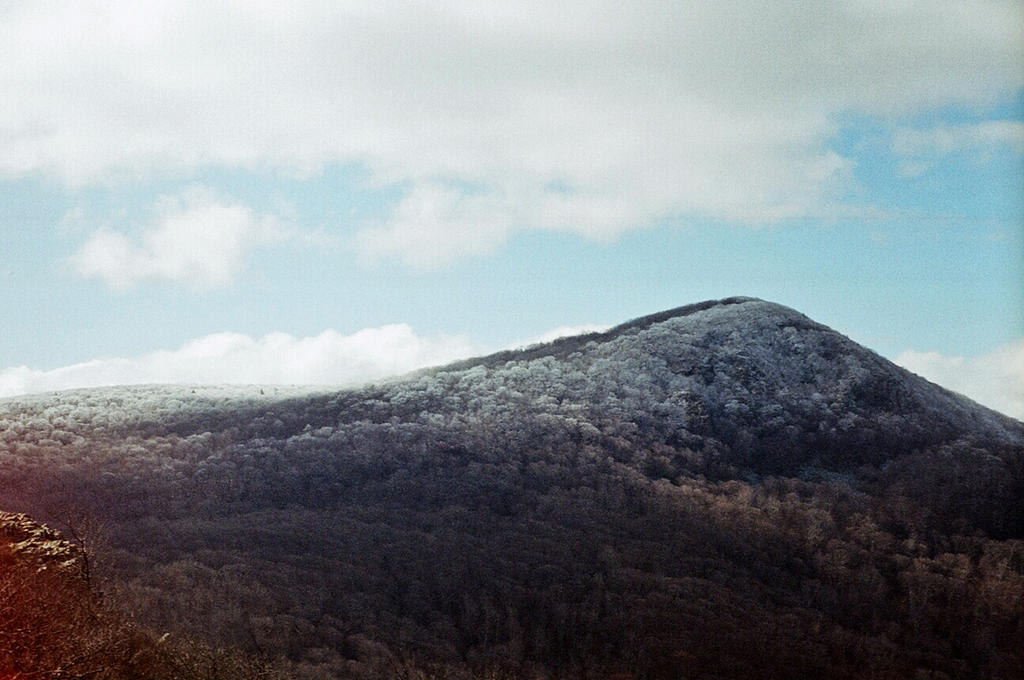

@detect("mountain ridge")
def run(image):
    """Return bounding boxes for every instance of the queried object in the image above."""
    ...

[398,296,1022,475]
[2,296,1017,432]
[437,295,1018,430]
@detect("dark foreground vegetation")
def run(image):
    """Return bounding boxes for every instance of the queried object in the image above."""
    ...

[0,512,285,679]
[1,298,1022,678]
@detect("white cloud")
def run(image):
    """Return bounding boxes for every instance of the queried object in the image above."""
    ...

[0,325,480,397]
[892,120,1024,175]
[2,1,1022,266]
[896,339,1024,421]
[354,182,515,269]
[893,121,1024,156]
[69,186,286,288]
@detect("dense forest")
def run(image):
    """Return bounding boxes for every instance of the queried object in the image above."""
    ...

[1,298,1023,678]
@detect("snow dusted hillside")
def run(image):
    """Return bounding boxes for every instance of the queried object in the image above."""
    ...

[1,298,1022,679]
[409,296,1023,473]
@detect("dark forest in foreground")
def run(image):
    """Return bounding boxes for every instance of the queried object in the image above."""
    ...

[2,298,1023,678]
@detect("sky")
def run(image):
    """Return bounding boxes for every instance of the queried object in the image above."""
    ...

[1,1,1022,419]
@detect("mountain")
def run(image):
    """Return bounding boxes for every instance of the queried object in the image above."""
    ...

[1,297,1022,679]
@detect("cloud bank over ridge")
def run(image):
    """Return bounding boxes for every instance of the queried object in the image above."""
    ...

[0,326,478,397]
[0,323,611,399]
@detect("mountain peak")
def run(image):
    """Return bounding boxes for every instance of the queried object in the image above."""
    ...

[424,296,1021,476]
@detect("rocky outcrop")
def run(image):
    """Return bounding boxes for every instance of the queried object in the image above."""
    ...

[0,511,82,575]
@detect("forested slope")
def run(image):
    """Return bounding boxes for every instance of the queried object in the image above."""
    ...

[1,298,1022,678]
